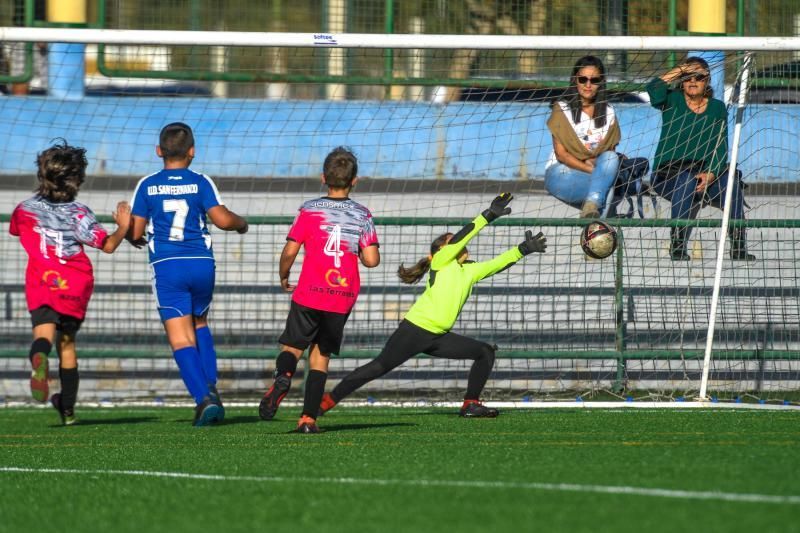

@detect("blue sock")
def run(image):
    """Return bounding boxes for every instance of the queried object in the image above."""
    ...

[195,326,217,386]
[173,346,209,404]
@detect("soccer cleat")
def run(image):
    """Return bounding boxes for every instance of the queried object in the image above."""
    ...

[292,415,322,434]
[30,353,49,403]
[459,400,499,418]
[50,393,77,426]
[317,392,337,417]
[258,374,291,421]
[208,384,222,405]
[208,385,225,422]
[193,396,223,427]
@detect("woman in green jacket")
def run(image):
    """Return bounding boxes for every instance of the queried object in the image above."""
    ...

[648,56,754,261]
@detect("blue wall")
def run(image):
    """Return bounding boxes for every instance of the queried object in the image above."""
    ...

[0,96,798,182]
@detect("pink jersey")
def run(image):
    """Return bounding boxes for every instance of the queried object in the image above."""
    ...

[9,196,109,320]
[287,197,378,314]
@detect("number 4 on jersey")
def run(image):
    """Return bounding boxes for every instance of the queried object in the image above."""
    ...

[323,224,344,268]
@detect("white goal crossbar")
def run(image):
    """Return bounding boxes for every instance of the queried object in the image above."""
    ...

[2,27,800,51]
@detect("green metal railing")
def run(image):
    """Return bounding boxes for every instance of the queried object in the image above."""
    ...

[1,215,798,395]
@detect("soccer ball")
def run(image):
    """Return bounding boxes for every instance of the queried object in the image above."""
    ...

[580,220,617,259]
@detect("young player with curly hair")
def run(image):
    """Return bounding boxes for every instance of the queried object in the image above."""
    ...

[319,193,547,419]
[9,140,131,425]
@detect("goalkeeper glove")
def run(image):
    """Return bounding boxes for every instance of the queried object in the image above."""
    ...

[482,192,513,222]
[518,230,547,255]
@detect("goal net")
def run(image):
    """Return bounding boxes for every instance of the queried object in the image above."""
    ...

[0,28,798,406]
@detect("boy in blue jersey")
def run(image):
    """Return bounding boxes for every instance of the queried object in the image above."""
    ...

[129,122,248,426]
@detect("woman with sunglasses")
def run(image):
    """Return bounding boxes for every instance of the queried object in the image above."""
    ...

[648,56,754,261]
[545,55,621,219]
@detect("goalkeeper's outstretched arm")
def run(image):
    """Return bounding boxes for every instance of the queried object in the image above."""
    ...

[431,193,513,270]
[466,230,547,283]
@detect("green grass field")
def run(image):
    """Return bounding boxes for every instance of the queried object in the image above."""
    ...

[1,406,798,533]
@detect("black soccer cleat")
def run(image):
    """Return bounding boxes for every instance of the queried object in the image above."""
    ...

[207,385,225,422]
[50,393,77,426]
[208,384,223,407]
[193,396,223,427]
[459,401,499,418]
[259,374,291,421]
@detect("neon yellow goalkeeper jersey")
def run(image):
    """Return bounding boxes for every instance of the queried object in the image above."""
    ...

[404,214,523,335]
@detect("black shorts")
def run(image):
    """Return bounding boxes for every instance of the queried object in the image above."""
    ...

[30,306,83,335]
[278,301,350,355]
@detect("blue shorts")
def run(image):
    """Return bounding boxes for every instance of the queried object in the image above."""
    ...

[150,258,215,322]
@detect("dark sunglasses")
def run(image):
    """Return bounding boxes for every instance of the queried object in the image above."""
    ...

[576,76,603,85]
[682,73,709,82]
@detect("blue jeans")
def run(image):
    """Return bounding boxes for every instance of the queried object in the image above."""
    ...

[652,167,745,221]
[545,151,620,214]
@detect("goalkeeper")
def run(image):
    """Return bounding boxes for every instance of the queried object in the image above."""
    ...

[319,193,546,418]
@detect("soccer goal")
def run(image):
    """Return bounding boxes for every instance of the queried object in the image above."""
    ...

[0,27,798,407]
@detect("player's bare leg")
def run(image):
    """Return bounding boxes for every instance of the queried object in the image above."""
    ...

[50,332,78,425]
[164,315,198,352]
[29,323,56,403]
[260,344,303,421]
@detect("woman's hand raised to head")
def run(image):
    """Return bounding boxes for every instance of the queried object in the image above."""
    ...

[696,172,714,193]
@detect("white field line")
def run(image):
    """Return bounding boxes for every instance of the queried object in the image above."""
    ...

[1,466,798,505]
[2,400,800,410]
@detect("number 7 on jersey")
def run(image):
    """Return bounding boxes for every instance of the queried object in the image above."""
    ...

[163,199,189,241]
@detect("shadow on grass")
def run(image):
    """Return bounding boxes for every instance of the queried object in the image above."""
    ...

[217,415,263,426]
[50,416,158,427]
[323,410,460,419]
[165,415,267,426]
[311,422,417,433]
[392,410,459,417]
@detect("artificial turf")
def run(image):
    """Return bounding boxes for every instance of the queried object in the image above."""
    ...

[1,406,798,533]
